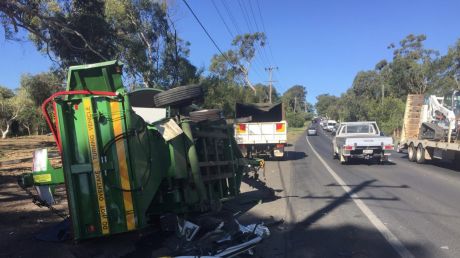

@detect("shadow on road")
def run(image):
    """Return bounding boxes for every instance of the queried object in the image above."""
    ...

[235,179,433,257]
[284,151,308,161]
[340,158,397,166]
[397,152,460,172]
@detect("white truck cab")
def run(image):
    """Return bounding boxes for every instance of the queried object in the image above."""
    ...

[326,120,337,131]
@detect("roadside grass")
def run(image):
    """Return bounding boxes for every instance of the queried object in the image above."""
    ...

[287,121,311,144]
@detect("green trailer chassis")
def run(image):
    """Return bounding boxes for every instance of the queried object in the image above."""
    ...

[24,60,258,240]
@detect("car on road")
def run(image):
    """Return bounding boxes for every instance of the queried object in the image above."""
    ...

[332,121,393,164]
[307,126,317,136]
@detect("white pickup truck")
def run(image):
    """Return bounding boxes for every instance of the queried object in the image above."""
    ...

[332,121,393,164]
[234,103,287,158]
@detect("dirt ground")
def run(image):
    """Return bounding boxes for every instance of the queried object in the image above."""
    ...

[0,136,68,258]
[0,129,305,258]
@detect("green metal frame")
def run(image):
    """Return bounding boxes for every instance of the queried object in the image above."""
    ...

[31,60,248,240]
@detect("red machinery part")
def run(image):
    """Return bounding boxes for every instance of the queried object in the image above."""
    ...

[41,90,118,153]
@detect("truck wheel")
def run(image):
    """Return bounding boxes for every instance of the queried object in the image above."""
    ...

[416,144,426,164]
[380,156,389,165]
[153,84,203,108]
[408,143,416,162]
[190,109,221,122]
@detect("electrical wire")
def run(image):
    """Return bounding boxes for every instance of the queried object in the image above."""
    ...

[249,1,272,66]
[181,0,233,66]
[222,0,242,35]
[232,0,270,81]
[183,0,265,84]
[256,0,277,65]
[211,0,235,39]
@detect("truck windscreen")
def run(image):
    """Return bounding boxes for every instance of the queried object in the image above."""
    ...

[346,124,374,134]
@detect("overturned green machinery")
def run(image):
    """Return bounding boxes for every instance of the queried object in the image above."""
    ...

[29,60,258,240]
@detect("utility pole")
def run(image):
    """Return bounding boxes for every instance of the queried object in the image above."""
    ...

[265,66,278,103]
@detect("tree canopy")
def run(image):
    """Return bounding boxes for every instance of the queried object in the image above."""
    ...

[314,34,460,135]
[0,0,199,89]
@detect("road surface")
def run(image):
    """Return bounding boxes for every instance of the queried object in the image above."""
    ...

[248,125,460,258]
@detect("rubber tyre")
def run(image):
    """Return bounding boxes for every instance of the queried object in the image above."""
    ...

[379,156,389,165]
[416,144,426,164]
[190,109,221,122]
[408,143,416,162]
[333,146,339,159]
[153,84,203,108]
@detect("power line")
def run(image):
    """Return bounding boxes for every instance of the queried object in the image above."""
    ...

[237,0,255,33]
[256,0,277,65]
[219,0,267,83]
[222,0,242,35]
[181,0,232,65]
[210,0,234,39]
[182,0,258,92]
[248,0,261,32]
[235,0,270,76]
[248,0,272,66]
[222,0,265,79]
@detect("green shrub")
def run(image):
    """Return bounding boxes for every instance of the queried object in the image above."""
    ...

[286,112,305,128]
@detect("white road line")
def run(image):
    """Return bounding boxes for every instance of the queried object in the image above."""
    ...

[306,135,414,258]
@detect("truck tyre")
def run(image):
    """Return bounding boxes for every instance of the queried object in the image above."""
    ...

[408,143,416,162]
[190,109,221,122]
[153,84,203,108]
[416,144,426,164]
[340,155,348,164]
[380,156,389,165]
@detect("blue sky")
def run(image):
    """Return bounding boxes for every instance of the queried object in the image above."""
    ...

[1,0,460,104]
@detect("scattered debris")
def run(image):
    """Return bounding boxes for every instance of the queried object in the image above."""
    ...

[166,213,270,257]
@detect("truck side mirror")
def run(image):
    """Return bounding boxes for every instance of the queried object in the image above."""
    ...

[332,131,336,136]
[380,132,385,136]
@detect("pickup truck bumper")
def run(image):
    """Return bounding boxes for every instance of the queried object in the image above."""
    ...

[342,149,391,159]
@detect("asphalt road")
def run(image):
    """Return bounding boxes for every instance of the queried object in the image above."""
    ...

[253,125,460,258]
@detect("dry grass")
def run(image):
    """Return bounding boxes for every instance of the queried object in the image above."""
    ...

[287,122,310,144]
[0,135,57,161]
[0,135,60,177]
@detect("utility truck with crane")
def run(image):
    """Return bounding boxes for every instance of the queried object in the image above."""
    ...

[398,91,460,167]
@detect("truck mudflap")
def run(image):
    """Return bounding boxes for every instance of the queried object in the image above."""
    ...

[273,144,285,158]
